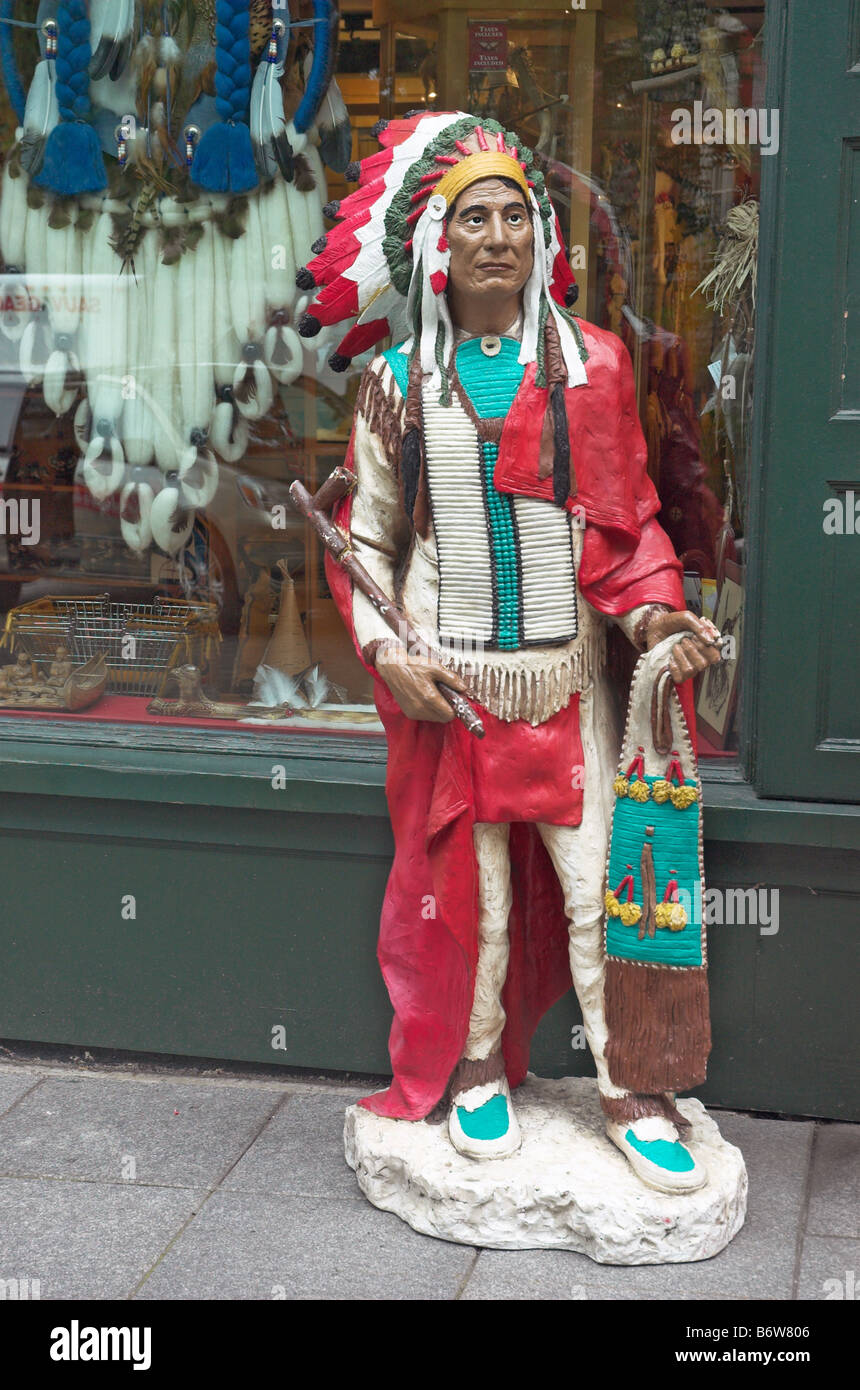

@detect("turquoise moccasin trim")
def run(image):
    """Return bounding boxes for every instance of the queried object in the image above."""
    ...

[624,1128,695,1172]
[457,1093,510,1141]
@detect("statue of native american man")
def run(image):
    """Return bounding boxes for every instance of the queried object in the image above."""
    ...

[296,112,723,1195]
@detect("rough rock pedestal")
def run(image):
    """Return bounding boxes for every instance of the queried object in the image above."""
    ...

[344,1075,748,1264]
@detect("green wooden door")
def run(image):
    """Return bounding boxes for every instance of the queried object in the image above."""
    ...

[749,0,860,801]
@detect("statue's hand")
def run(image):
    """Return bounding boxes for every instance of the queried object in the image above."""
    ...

[644,609,723,684]
[374,642,471,722]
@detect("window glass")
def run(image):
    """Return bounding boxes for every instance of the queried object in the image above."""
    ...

[0,0,765,755]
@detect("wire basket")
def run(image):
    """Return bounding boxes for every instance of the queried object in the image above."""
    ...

[3,595,222,699]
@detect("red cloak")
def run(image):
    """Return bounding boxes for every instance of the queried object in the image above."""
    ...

[326,322,695,1119]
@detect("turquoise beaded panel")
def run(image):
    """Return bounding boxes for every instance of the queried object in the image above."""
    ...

[606,776,704,967]
[481,440,520,648]
[456,339,526,650]
[454,337,525,419]
[382,343,410,396]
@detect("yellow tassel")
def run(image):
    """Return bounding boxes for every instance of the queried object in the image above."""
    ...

[670,785,699,810]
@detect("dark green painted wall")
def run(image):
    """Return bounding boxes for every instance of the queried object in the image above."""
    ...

[0,751,857,1119]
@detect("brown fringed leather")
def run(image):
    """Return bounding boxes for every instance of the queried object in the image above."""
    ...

[541,317,578,500]
[651,668,674,754]
[604,957,711,1094]
[543,315,568,387]
[600,1091,692,1132]
[537,398,554,480]
[404,356,431,537]
[423,1049,507,1124]
[639,835,657,939]
[356,366,404,473]
[450,1050,507,1096]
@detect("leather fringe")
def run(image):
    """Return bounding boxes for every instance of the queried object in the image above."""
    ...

[604,956,711,1094]
[443,627,605,725]
[424,1049,507,1125]
[356,364,404,473]
[599,1090,692,1132]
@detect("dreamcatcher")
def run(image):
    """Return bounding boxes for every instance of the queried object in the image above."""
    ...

[0,0,350,556]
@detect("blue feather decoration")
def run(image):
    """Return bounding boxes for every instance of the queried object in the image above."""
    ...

[0,0,28,122]
[191,0,258,193]
[293,0,339,136]
[191,121,258,194]
[33,119,106,194]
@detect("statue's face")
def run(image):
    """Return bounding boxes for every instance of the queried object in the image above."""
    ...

[446,178,533,300]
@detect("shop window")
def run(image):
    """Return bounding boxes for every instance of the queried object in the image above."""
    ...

[0,0,765,757]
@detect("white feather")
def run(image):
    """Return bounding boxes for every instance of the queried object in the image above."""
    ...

[228,214,254,342]
[250,49,291,182]
[19,318,51,382]
[88,0,110,51]
[150,205,184,471]
[252,664,306,709]
[151,484,194,554]
[209,400,248,463]
[178,221,215,437]
[303,664,330,708]
[82,434,125,501]
[210,204,240,388]
[284,180,313,268]
[84,212,127,436]
[20,58,59,175]
[263,322,302,385]
[43,347,79,415]
[178,450,218,508]
[232,357,273,421]
[120,480,155,553]
[121,229,156,467]
[301,141,327,244]
[0,148,29,268]
[260,178,296,311]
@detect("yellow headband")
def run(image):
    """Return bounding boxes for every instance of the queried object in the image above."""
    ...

[433,151,530,212]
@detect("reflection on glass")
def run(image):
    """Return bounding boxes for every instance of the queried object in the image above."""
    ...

[0,1,764,753]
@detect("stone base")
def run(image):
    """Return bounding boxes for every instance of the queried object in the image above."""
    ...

[344,1075,748,1264]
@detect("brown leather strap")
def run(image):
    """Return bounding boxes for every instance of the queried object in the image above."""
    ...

[651,666,674,755]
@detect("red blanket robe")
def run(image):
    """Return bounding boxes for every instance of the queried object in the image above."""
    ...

[326,322,695,1119]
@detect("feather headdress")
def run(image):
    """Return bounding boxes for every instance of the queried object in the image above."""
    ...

[296,111,586,390]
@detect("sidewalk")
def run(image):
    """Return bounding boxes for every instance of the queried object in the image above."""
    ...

[0,1056,855,1301]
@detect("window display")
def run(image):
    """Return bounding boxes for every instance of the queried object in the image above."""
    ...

[0,0,765,756]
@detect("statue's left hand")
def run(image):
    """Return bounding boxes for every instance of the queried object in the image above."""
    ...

[644,609,723,684]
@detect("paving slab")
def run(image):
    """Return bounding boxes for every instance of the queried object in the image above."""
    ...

[806,1125,860,1238]
[0,1075,282,1188]
[796,1235,860,1301]
[134,1191,476,1300]
[224,1088,365,1199]
[460,1111,812,1299]
[0,1069,43,1116]
[461,1250,756,1301]
[0,1176,202,1301]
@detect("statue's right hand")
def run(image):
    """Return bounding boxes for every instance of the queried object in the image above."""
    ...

[374,642,470,723]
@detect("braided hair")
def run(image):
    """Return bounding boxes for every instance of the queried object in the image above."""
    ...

[191,0,258,193]
[33,0,106,194]
[0,0,27,124]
